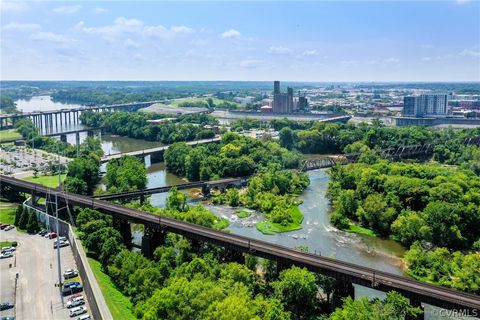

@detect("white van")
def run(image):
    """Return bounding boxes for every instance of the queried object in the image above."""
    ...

[69,306,87,317]
[66,297,85,308]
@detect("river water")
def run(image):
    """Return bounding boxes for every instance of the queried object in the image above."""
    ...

[15,97,467,319]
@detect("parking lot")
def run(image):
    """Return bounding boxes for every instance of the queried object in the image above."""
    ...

[0,228,91,319]
[0,146,69,176]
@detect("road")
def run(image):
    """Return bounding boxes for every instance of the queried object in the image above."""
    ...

[0,228,90,320]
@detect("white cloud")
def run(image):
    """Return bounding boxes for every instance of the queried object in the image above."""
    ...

[422,57,431,61]
[268,46,291,55]
[92,7,108,14]
[76,18,194,41]
[302,49,319,56]
[239,59,262,68]
[0,1,29,12]
[383,57,400,64]
[30,32,71,43]
[221,29,241,39]
[3,22,41,31]
[460,49,480,57]
[124,38,140,48]
[171,26,194,34]
[54,5,81,14]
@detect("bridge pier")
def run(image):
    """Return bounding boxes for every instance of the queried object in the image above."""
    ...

[141,226,166,258]
[202,185,211,197]
[150,151,163,164]
[331,280,355,310]
[87,130,94,138]
[407,296,424,320]
[60,134,68,143]
[113,218,132,249]
[222,247,245,264]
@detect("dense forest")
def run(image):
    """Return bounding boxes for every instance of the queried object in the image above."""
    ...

[164,132,302,181]
[70,193,420,320]
[80,111,217,144]
[275,119,480,155]
[0,95,18,113]
[327,160,480,293]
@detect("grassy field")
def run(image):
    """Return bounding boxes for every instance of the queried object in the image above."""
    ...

[22,174,66,188]
[344,222,377,237]
[256,206,303,235]
[0,207,16,225]
[236,210,251,218]
[87,258,136,320]
[0,129,22,142]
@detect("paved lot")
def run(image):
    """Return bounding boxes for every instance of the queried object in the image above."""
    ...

[0,146,69,176]
[0,228,90,320]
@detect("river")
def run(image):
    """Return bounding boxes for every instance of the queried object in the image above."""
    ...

[15,97,466,319]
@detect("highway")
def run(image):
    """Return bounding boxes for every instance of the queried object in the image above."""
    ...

[1,175,479,313]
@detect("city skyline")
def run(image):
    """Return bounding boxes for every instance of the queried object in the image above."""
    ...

[1,0,479,81]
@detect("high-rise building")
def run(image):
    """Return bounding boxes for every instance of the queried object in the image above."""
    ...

[274,81,280,94]
[403,94,448,117]
[272,81,296,113]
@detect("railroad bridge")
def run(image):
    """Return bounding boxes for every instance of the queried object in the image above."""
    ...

[1,175,479,319]
[301,137,480,171]
[100,137,222,164]
[93,178,246,202]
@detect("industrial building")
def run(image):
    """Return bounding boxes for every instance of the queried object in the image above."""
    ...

[272,81,307,113]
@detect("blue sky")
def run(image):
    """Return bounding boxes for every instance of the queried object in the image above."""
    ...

[1,1,479,81]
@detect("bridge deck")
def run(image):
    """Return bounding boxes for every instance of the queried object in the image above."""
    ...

[1,175,479,312]
[101,137,221,162]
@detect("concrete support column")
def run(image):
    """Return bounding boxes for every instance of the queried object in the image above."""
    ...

[202,185,211,197]
[113,218,132,249]
[150,151,164,164]
[141,226,166,258]
[222,248,245,264]
[68,112,72,125]
[64,112,67,125]
[407,297,424,320]
[332,280,355,310]
[60,134,68,143]
[87,130,94,138]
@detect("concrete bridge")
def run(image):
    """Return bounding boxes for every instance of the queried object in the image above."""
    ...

[101,136,222,163]
[301,136,480,171]
[0,101,160,130]
[1,127,105,144]
[1,175,479,318]
[93,178,246,201]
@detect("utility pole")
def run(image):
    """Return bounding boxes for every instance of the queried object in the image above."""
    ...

[56,147,64,305]
[55,192,64,305]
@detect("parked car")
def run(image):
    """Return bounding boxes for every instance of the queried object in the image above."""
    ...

[0,316,15,320]
[69,306,87,317]
[0,302,13,311]
[0,224,9,230]
[67,294,83,302]
[66,297,85,308]
[4,226,14,231]
[76,314,90,320]
[63,269,78,280]
[45,232,57,239]
[38,229,48,236]
[64,282,81,289]
[62,284,83,296]
[54,240,69,249]
[0,252,13,259]
[1,247,15,253]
